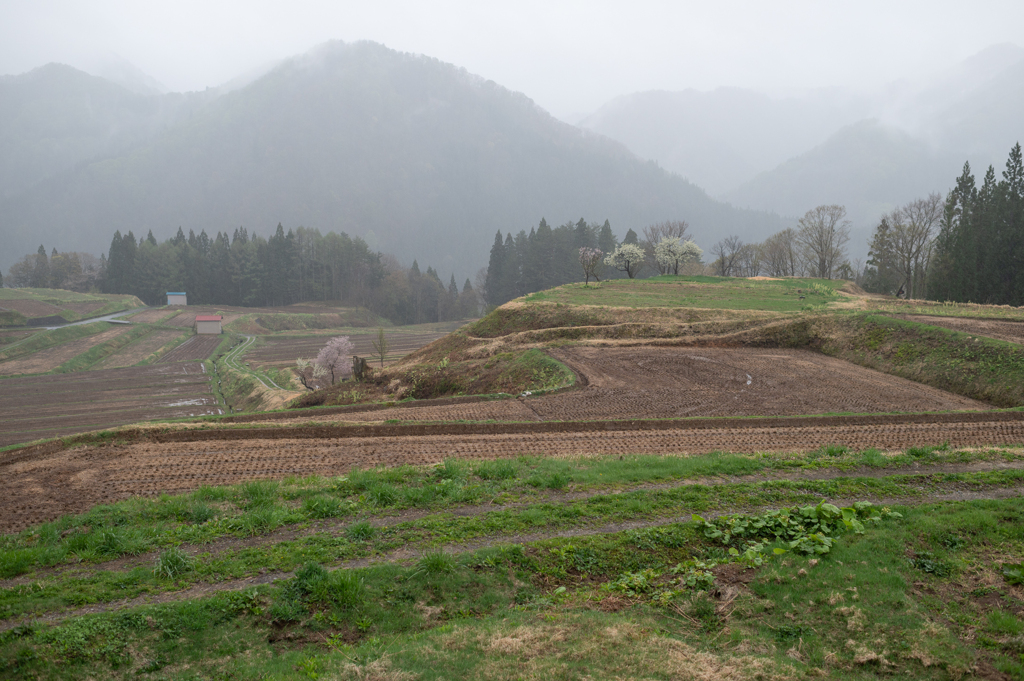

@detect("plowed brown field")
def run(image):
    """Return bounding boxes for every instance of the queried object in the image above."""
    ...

[0,363,218,449]
[536,346,987,419]
[62,301,106,316]
[0,299,63,318]
[156,335,222,363]
[3,415,1024,532]
[0,344,1007,533]
[304,347,987,424]
[895,314,1024,345]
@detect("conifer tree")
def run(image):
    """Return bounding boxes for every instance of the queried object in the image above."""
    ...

[31,245,50,288]
[484,231,506,307]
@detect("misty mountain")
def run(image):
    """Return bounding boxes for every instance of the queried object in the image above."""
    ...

[579,45,1024,254]
[926,54,1024,162]
[578,88,866,196]
[0,63,212,201]
[0,41,787,278]
[723,120,964,255]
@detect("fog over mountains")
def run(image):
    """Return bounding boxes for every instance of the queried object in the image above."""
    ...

[0,41,786,277]
[580,44,1024,256]
[2,40,1020,276]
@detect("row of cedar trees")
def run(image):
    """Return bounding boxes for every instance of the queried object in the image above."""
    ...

[927,143,1024,306]
[484,218,628,307]
[7,224,477,325]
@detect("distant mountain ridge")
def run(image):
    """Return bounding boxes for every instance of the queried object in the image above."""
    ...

[0,41,787,277]
[580,44,1024,256]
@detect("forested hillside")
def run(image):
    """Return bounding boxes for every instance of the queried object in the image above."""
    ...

[0,41,786,280]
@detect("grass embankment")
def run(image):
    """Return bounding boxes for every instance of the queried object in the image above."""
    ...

[1,447,1022,679]
[215,336,300,412]
[522,275,847,312]
[0,323,108,363]
[0,288,144,326]
[818,314,1024,407]
[226,309,389,334]
[51,325,156,373]
[873,298,1024,321]
[294,347,575,408]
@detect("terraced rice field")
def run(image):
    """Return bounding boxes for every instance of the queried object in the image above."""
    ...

[125,308,181,324]
[0,363,218,449]
[90,329,185,369]
[164,308,242,328]
[243,331,452,371]
[3,412,1024,533]
[0,324,133,376]
[1,342,1016,531]
[155,335,222,363]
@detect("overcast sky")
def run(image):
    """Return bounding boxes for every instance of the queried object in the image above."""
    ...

[2,0,1022,118]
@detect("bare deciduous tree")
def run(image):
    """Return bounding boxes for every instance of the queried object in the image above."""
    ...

[734,243,762,277]
[796,205,851,279]
[760,228,802,277]
[711,236,744,276]
[868,193,942,298]
[371,327,390,368]
[578,247,604,285]
[897,193,943,298]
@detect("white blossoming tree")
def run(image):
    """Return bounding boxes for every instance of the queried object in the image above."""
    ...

[295,358,328,391]
[655,237,703,275]
[604,243,645,279]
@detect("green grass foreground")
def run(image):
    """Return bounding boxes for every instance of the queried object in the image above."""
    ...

[1,495,1022,680]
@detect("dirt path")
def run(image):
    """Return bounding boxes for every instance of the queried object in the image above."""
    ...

[4,482,1021,634]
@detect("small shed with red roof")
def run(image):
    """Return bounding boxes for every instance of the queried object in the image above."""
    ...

[195,315,223,335]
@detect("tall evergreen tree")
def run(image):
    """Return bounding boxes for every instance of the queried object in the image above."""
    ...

[598,220,616,253]
[31,245,50,288]
[484,230,506,307]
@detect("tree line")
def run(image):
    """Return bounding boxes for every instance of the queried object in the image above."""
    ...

[926,143,1024,305]
[483,218,707,306]
[4,225,478,325]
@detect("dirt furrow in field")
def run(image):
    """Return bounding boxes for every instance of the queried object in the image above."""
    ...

[3,484,1021,633]
[5,418,1024,533]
